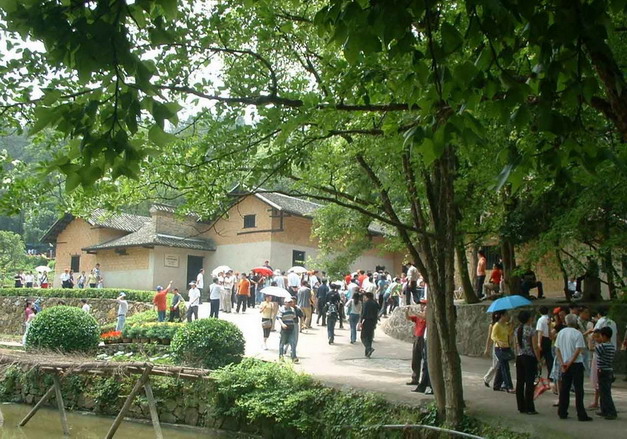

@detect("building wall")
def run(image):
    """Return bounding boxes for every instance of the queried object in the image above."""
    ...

[94,247,152,290]
[271,241,319,273]
[206,241,273,275]
[151,246,214,292]
[208,196,273,246]
[55,219,100,281]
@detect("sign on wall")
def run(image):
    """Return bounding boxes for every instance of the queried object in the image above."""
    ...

[164,254,180,268]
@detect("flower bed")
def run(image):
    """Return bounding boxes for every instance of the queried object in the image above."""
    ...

[100,331,122,344]
[121,322,183,344]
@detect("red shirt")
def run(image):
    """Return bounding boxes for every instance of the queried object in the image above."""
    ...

[153,289,169,311]
[409,315,426,337]
[358,274,367,287]
[345,274,352,285]
[490,268,502,284]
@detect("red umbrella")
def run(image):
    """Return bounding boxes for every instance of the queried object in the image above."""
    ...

[252,267,273,276]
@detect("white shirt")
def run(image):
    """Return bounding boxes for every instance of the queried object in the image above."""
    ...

[82,304,91,313]
[117,299,128,316]
[274,275,286,289]
[287,272,300,287]
[308,275,320,288]
[595,317,618,349]
[535,315,550,338]
[25,274,34,283]
[362,280,376,293]
[196,272,204,289]
[406,266,418,282]
[188,287,201,306]
[60,272,70,282]
[555,327,585,364]
[209,284,223,300]
[223,275,234,290]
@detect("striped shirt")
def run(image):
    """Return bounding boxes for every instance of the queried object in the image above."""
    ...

[595,342,615,371]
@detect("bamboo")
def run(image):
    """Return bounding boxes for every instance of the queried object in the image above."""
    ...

[105,366,152,439]
[52,375,70,436]
[18,385,55,427]
[143,380,163,439]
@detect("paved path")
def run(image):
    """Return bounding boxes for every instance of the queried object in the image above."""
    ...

[198,303,626,439]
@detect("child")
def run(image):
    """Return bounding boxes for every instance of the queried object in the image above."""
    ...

[595,327,617,420]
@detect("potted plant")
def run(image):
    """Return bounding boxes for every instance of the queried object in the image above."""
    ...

[100,331,122,344]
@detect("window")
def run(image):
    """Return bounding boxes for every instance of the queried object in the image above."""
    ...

[243,214,256,228]
[70,255,80,273]
[292,250,306,267]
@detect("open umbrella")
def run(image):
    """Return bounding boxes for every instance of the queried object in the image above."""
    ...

[287,266,307,274]
[486,295,532,313]
[252,266,273,277]
[260,286,293,299]
[35,266,51,273]
[212,265,231,276]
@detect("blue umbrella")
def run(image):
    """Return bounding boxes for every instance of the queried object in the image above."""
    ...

[486,295,532,313]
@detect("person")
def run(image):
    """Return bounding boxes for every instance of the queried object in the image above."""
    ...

[153,281,172,322]
[520,268,544,299]
[287,269,300,295]
[263,260,273,271]
[208,278,222,319]
[483,311,502,387]
[222,271,234,313]
[236,273,250,313]
[406,302,426,386]
[491,311,514,392]
[24,271,34,288]
[260,294,275,349]
[196,268,204,305]
[483,263,502,297]
[273,270,286,289]
[76,271,85,289]
[324,292,340,344]
[14,271,24,288]
[376,273,389,317]
[87,270,97,288]
[346,292,362,344]
[566,276,578,301]
[80,299,91,313]
[476,250,487,299]
[297,280,313,330]
[186,281,200,321]
[60,269,72,288]
[594,327,617,420]
[556,313,592,421]
[359,292,380,358]
[277,297,299,363]
[589,307,618,409]
[515,310,540,415]
[413,306,432,395]
[22,301,35,345]
[405,262,418,305]
[116,292,128,331]
[316,279,329,326]
[536,306,553,379]
[387,277,402,312]
[577,306,594,375]
[169,288,183,322]
[39,271,48,289]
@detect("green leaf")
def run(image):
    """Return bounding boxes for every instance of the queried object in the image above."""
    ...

[441,22,463,54]
[157,0,178,20]
[30,107,59,135]
[148,125,178,147]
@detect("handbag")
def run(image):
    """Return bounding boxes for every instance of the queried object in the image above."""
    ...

[533,377,551,400]
[261,319,272,329]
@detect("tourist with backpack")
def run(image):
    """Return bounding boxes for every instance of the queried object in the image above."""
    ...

[325,290,341,344]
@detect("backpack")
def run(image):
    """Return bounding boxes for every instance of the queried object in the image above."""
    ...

[326,302,338,317]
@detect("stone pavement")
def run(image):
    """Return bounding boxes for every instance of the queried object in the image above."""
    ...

[198,303,626,439]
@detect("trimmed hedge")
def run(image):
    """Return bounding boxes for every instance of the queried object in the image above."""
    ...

[100,310,159,333]
[25,306,100,353]
[122,322,183,340]
[171,319,245,369]
[0,287,153,302]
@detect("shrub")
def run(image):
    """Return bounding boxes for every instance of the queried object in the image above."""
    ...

[171,319,245,369]
[101,310,158,334]
[121,322,183,340]
[25,305,100,353]
[0,287,154,302]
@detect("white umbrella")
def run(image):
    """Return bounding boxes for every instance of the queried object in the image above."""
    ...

[260,286,293,299]
[212,265,231,276]
[35,266,51,273]
[287,266,307,274]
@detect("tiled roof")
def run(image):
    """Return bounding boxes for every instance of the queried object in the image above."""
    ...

[254,192,322,218]
[87,209,148,232]
[83,225,215,252]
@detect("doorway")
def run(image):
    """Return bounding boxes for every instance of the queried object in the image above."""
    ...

[186,255,204,286]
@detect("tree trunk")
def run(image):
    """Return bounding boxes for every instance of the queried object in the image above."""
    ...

[582,258,602,301]
[500,239,519,295]
[555,248,570,300]
[469,243,479,288]
[455,240,479,303]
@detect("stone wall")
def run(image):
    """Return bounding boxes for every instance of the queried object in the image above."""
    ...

[0,297,153,334]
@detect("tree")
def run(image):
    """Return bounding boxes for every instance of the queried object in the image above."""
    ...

[0,0,625,426]
[0,230,25,277]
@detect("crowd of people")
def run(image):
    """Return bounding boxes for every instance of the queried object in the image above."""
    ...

[482,304,624,421]
[13,263,103,289]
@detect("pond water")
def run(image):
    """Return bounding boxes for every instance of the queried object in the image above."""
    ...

[0,403,236,438]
